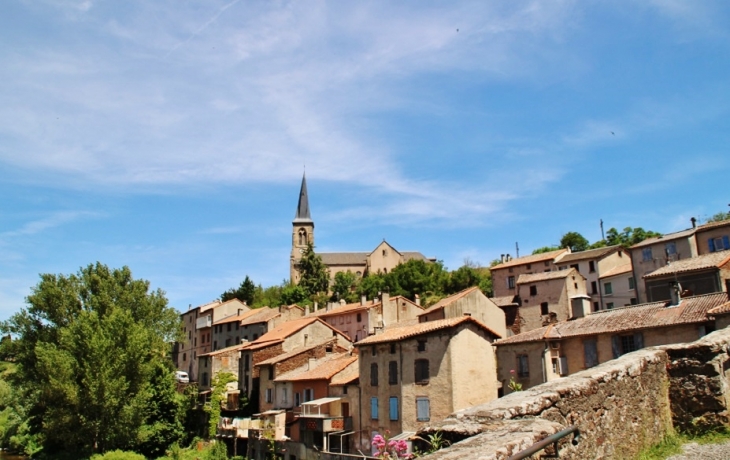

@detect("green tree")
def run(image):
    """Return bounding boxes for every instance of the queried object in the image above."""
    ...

[331,271,359,303]
[707,211,730,223]
[0,263,184,458]
[204,372,237,438]
[445,265,484,294]
[605,226,661,247]
[252,283,285,308]
[280,284,309,305]
[297,244,330,298]
[560,232,589,252]
[356,273,387,300]
[532,245,560,255]
[220,275,256,305]
[387,259,447,301]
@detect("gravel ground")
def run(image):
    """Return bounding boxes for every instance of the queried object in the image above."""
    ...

[666,440,730,460]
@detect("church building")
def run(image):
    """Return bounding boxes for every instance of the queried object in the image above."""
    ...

[290,174,435,283]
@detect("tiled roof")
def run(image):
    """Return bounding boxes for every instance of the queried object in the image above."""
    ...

[320,252,368,266]
[214,307,263,325]
[495,292,729,345]
[355,316,502,346]
[555,245,622,264]
[239,307,280,326]
[418,287,480,316]
[250,317,320,344]
[314,300,380,318]
[490,296,519,307]
[708,301,730,316]
[402,252,431,262]
[199,342,248,357]
[599,264,633,279]
[696,219,730,232]
[198,300,222,313]
[643,251,730,279]
[516,268,578,284]
[491,249,569,271]
[275,354,358,382]
[630,228,695,249]
[330,360,360,385]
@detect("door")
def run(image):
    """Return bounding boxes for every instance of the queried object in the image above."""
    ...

[342,402,350,418]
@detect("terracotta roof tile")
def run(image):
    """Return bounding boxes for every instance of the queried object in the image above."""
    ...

[239,307,280,326]
[214,307,265,325]
[314,301,380,318]
[495,292,729,345]
[708,301,730,316]
[643,250,730,279]
[418,287,480,316]
[255,341,334,366]
[355,316,502,346]
[696,219,730,232]
[630,228,696,249]
[491,249,569,271]
[199,342,249,357]
[319,252,368,266]
[555,245,623,264]
[516,268,578,284]
[251,317,320,344]
[599,264,633,279]
[490,296,520,307]
[274,354,358,382]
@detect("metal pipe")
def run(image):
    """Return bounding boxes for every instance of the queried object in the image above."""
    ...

[506,426,580,460]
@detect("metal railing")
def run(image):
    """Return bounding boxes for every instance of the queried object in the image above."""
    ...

[506,426,580,460]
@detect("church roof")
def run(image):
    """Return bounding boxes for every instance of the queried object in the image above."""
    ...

[294,173,312,224]
[319,252,368,266]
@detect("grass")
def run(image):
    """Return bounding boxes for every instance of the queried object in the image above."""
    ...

[636,427,730,460]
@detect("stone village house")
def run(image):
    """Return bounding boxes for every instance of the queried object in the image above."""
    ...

[495,291,730,394]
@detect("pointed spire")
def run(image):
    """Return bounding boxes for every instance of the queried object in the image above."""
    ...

[294,173,312,223]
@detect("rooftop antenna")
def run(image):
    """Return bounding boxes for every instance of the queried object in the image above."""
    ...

[600,219,605,241]
[515,242,520,258]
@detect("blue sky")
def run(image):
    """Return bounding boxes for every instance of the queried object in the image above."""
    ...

[2,0,729,320]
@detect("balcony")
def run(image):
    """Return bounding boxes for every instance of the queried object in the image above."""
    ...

[196,315,212,330]
[298,397,352,433]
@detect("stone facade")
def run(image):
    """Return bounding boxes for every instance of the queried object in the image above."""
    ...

[516,268,588,333]
[418,328,730,460]
[491,249,568,299]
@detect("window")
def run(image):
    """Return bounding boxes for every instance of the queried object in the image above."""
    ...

[417,340,427,352]
[370,363,379,386]
[244,355,249,371]
[630,298,637,305]
[253,334,258,340]
[593,301,599,312]
[604,282,613,295]
[517,354,529,378]
[416,397,430,422]
[584,338,598,368]
[182,353,186,362]
[526,264,531,269]
[588,261,595,273]
[544,261,550,267]
[508,276,515,289]
[357,313,362,323]
[607,302,614,309]
[570,264,579,272]
[508,267,513,273]
[194,337,197,346]
[282,388,288,404]
[295,392,300,407]
[268,366,274,380]
[213,341,217,350]
[201,372,209,386]
[540,302,549,315]
[529,285,537,296]
[188,331,191,340]
[665,242,677,256]
[642,247,653,261]
[709,236,730,252]
[612,333,644,358]
[265,388,273,403]
[415,359,429,384]
[390,343,396,354]
[372,346,377,356]
[227,323,231,332]
[389,397,399,421]
[388,361,398,385]
[304,388,314,402]
[628,277,635,290]
[371,397,379,420]
[235,323,239,330]
[225,338,231,347]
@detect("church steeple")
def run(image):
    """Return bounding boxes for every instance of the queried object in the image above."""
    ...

[294,173,312,223]
[291,173,314,282]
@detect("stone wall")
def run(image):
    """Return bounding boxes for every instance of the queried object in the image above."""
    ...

[417,328,730,459]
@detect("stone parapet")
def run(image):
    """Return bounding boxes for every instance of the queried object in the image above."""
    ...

[419,328,730,459]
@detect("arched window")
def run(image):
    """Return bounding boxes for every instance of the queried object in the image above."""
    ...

[298,228,307,246]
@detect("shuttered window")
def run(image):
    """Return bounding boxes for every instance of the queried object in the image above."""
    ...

[416,397,430,422]
[389,397,399,421]
[371,397,379,420]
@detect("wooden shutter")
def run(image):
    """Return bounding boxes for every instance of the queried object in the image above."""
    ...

[611,336,620,358]
[584,339,598,368]
[371,397,379,420]
[416,397,430,421]
[389,397,399,421]
[709,239,716,252]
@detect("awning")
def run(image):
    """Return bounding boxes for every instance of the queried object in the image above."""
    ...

[254,409,285,416]
[301,397,341,406]
[390,431,416,441]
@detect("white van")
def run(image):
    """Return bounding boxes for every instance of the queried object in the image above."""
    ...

[175,371,189,383]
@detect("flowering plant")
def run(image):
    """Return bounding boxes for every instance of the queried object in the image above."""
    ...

[508,369,523,392]
[372,430,412,459]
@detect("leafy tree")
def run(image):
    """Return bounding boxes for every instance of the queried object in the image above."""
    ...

[445,265,483,294]
[0,263,184,458]
[356,273,387,300]
[204,372,237,438]
[707,211,730,223]
[220,275,255,305]
[280,284,309,306]
[387,259,447,300]
[331,271,359,303]
[252,283,285,308]
[605,226,661,247]
[560,232,589,252]
[532,246,560,255]
[297,244,330,298]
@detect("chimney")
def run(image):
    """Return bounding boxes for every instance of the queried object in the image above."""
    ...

[326,302,333,312]
[238,308,243,316]
[669,282,682,306]
[382,292,390,306]
[361,295,366,306]
[691,217,697,229]
[305,305,310,316]
[500,254,505,263]
[414,294,421,306]
[314,302,318,311]
[308,357,317,370]
[339,299,346,305]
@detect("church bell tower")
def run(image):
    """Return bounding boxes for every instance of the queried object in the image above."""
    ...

[291,173,314,282]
